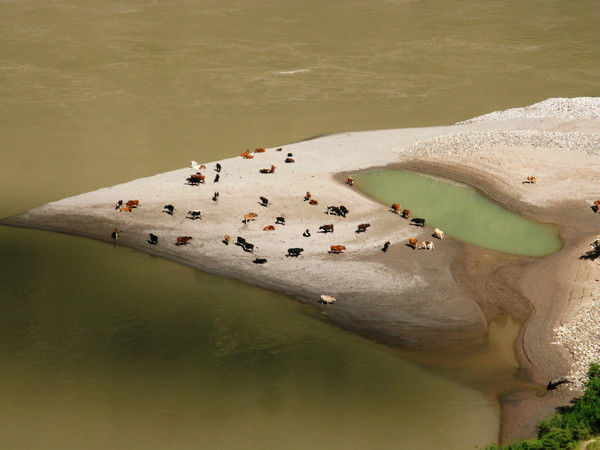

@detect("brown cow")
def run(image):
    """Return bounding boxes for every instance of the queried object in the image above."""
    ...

[402,209,410,219]
[176,236,192,246]
[309,199,318,205]
[223,234,231,245]
[285,157,295,163]
[356,223,370,233]
[243,212,258,223]
[391,203,401,214]
[329,245,346,254]
[346,177,354,186]
[408,237,419,249]
[255,148,265,153]
[304,192,311,201]
[111,228,120,240]
[263,225,275,231]
[120,205,132,212]
[276,147,282,152]
[259,196,269,206]
[319,224,334,233]
[241,150,254,159]
[526,176,537,184]
[259,165,276,174]
[126,200,139,208]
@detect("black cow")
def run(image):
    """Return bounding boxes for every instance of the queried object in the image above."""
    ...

[187,210,202,220]
[253,258,267,264]
[382,241,390,252]
[287,152,293,157]
[214,174,220,183]
[115,200,123,210]
[259,196,269,207]
[236,236,246,247]
[319,224,334,233]
[339,205,349,217]
[275,216,285,225]
[212,192,219,202]
[303,229,311,237]
[243,242,255,253]
[163,204,175,215]
[148,233,158,245]
[411,218,426,227]
[287,248,304,257]
[215,163,221,173]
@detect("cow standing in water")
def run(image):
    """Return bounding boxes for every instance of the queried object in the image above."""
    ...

[111,228,120,240]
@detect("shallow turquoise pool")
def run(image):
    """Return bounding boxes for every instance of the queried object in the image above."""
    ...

[354,170,562,256]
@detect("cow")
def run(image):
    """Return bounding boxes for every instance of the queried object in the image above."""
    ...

[253,258,267,264]
[287,248,304,257]
[304,192,311,201]
[126,200,139,208]
[243,242,255,253]
[346,177,354,186]
[303,229,311,237]
[276,147,282,151]
[148,233,158,245]
[411,218,425,227]
[241,150,254,159]
[309,199,318,205]
[402,209,410,219]
[176,236,192,246]
[356,223,370,233]
[214,174,220,183]
[285,157,294,163]
[259,165,276,174]
[594,200,600,207]
[263,225,275,231]
[187,210,202,220]
[223,234,231,245]
[255,148,265,153]
[420,241,434,250]
[326,205,341,216]
[111,228,119,240]
[382,241,390,252]
[319,224,334,233]
[191,161,206,171]
[120,205,132,212]
[275,216,285,225]
[236,236,246,247]
[187,174,205,185]
[320,295,336,304]
[339,206,349,217]
[433,228,444,239]
[215,163,222,173]
[243,212,258,223]
[329,245,346,254]
[391,203,401,214]
[259,196,269,207]
[163,204,175,215]
[526,176,537,184]
[408,237,419,249]
[115,200,123,210]
[287,153,293,157]
[212,192,219,202]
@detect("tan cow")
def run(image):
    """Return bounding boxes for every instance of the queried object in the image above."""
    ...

[223,234,231,245]
[259,165,276,174]
[263,225,275,231]
[391,203,401,214]
[255,148,265,153]
[408,237,419,249]
[241,150,254,159]
[125,200,139,208]
[176,236,192,245]
[526,176,537,184]
[433,228,444,239]
[346,177,354,186]
[243,212,258,223]
[120,205,132,212]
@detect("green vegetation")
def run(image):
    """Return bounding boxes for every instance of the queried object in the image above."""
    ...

[489,363,600,449]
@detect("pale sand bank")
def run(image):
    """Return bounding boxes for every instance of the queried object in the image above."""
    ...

[3,98,600,441]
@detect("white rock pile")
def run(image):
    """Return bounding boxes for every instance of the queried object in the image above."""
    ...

[458,97,600,124]
[555,299,600,391]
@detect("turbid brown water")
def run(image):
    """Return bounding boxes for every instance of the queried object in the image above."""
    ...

[1,0,599,448]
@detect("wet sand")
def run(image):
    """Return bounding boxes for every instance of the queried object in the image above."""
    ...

[2,98,600,443]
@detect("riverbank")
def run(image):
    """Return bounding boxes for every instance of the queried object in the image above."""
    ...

[2,98,599,443]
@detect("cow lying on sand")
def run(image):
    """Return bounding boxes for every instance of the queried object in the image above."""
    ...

[285,158,294,163]
[176,236,192,246]
[287,248,304,257]
[259,165,276,174]
[329,245,346,254]
[319,224,334,233]
[309,199,318,205]
[263,225,275,231]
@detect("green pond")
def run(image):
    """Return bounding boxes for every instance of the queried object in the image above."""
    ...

[354,170,562,256]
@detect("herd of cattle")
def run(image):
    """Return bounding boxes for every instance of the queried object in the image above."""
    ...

[110,148,447,265]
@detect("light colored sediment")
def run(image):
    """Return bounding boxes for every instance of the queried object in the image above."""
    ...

[2,97,600,440]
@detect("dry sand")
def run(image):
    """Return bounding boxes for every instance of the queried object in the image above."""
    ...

[3,97,600,442]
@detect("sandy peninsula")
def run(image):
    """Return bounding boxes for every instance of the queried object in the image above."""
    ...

[3,98,600,443]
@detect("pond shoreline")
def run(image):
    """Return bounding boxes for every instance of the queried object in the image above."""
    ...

[3,98,599,444]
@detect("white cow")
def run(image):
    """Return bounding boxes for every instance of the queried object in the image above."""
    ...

[433,228,445,239]
[191,160,205,171]
[420,241,434,250]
